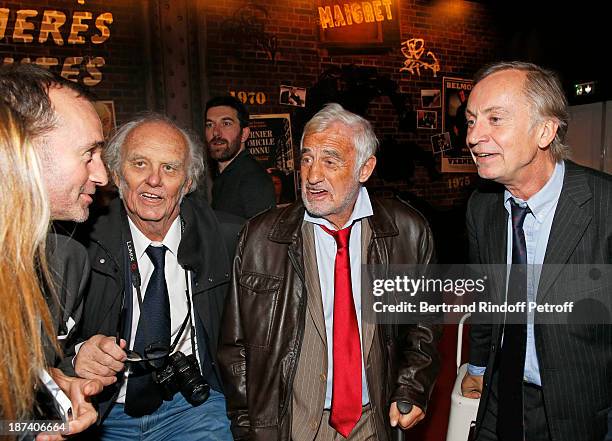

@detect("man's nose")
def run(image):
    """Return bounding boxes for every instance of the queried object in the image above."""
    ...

[306,160,324,184]
[467,120,488,148]
[89,155,108,187]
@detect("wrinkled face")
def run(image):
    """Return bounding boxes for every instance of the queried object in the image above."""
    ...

[39,87,107,222]
[300,123,376,229]
[205,105,248,163]
[466,69,554,191]
[117,121,192,236]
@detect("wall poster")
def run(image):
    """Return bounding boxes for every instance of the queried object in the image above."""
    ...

[441,77,476,173]
[247,113,297,204]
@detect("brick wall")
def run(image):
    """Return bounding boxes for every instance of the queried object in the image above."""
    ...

[0,0,148,124]
[204,0,503,214]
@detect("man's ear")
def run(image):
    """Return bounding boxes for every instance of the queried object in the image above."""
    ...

[537,119,559,149]
[358,156,377,183]
[112,171,121,188]
[240,126,250,144]
[183,178,193,196]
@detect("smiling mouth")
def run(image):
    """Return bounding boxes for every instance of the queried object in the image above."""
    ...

[141,192,163,201]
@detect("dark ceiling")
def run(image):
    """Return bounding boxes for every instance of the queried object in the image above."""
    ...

[489,1,608,102]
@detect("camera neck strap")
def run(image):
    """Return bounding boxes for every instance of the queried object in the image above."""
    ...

[119,208,197,358]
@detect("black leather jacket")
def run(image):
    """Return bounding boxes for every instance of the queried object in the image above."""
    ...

[218,196,442,440]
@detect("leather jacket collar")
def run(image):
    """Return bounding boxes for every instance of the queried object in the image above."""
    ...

[267,195,400,244]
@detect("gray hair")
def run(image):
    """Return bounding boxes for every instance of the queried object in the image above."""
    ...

[474,61,570,162]
[301,103,378,171]
[104,113,205,193]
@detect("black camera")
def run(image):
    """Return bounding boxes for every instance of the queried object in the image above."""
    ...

[152,351,210,406]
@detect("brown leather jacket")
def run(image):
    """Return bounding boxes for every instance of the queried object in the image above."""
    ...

[218,197,442,440]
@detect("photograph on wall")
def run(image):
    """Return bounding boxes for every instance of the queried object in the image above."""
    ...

[93,101,117,139]
[442,77,476,173]
[279,85,307,107]
[421,89,441,108]
[431,132,451,155]
[417,110,437,129]
[248,113,297,203]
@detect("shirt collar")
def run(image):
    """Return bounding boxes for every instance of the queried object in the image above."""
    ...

[504,160,565,223]
[304,186,373,230]
[128,215,182,259]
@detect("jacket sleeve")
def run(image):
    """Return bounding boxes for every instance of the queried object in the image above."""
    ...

[391,218,443,413]
[217,223,251,440]
[466,193,492,367]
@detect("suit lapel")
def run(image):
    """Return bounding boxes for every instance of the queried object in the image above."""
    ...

[538,163,592,302]
[302,223,327,345]
[485,193,508,301]
[361,219,376,360]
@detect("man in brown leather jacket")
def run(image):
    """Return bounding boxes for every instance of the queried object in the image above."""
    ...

[218,103,441,441]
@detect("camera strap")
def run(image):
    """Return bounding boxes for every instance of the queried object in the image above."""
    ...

[118,208,195,357]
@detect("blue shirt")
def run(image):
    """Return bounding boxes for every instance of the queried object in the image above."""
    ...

[304,186,373,408]
[468,161,565,386]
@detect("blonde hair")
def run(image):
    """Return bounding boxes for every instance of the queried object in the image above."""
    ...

[0,102,55,420]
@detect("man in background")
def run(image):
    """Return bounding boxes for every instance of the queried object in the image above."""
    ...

[204,95,275,219]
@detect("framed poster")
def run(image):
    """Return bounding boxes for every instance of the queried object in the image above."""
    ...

[248,114,297,203]
[93,100,116,139]
[441,77,476,173]
[431,132,451,155]
[279,85,307,107]
[417,110,437,129]
[421,89,441,108]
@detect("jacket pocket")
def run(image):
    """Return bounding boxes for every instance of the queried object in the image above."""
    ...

[238,272,281,349]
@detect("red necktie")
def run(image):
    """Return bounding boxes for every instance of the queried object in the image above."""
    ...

[320,224,362,438]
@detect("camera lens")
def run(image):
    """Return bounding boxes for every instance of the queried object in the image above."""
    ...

[187,382,210,405]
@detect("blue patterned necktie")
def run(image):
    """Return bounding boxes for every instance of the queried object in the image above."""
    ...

[125,244,171,416]
[497,200,530,441]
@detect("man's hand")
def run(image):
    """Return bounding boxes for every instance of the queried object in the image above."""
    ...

[74,335,127,386]
[35,368,103,441]
[461,373,483,399]
[389,402,424,430]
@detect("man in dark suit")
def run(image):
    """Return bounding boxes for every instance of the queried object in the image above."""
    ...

[460,61,612,441]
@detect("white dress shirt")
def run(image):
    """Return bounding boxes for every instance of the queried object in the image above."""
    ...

[303,186,373,408]
[119,216,198,402]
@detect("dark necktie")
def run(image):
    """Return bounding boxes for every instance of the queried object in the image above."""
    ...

[497,200,530,441]
[320,224,362,438]
[125,245,171,417]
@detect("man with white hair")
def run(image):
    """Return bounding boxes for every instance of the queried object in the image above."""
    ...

[68,114,233,440]
[218,103,441,441]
